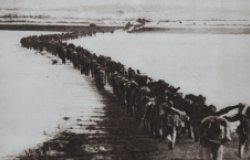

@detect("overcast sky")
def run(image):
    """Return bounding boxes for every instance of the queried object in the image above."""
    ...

[1,0,249,20]
[0,0,249,10]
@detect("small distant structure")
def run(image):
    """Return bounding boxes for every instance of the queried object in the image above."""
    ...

[89,23,97,30]
[89,23,97,34]
[89,23,97,28]
[124,22,133,30]
[124,18,150,33]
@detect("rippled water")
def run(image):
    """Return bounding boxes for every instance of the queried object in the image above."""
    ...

[69,30,250,108]
[0,31,104,159]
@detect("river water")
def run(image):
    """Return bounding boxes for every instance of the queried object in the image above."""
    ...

[68,30,250,108]
[0,31,104,159]
[1,29,249,159]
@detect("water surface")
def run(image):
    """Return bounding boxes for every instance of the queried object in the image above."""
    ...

[69,31,250,108]
[0,31,103,159]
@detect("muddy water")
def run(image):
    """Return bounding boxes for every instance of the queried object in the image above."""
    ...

[68,31,250,108]
[0,31,104,159]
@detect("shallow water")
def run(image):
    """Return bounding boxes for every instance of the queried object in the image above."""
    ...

[0,31,104,159]
[68,30,250,108]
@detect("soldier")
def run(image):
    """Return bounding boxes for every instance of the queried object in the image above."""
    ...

[84,57,91,76]
[72,51,78,68]
[223,103,250,158]
[118,78,129,105]
[200,116,231,160]
[79,53,86,74]
[126,80,138,114]
[185,94,208,142]
[90,59,97,78]
[134,86,151,121]
[143,96,156,133]
[159,97,186,149]
[95,68,106,90]
[128,67,136,80]
[57,44,66,64]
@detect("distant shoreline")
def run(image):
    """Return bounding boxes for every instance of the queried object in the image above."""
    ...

[129,26,250,34]
[0,23,122,32]
[1,23,250,34]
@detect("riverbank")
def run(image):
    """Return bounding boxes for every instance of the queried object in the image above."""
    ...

[131,26,250,34]
[1,22,250,34]
[0,23,121,32]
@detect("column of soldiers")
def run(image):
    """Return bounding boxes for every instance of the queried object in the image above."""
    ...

[20,31,250,159]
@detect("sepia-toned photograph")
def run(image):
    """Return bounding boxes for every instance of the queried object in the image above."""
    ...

[1,0,250,160]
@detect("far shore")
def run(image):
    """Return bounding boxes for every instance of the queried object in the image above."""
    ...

[133,26,250,34]
[0,23,122,32]
[1,22,250,34]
